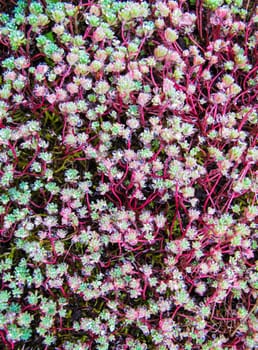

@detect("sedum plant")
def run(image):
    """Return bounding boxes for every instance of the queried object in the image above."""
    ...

[0,0,257,349]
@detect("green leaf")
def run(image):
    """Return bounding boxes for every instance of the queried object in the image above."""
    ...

[45,31,55,42]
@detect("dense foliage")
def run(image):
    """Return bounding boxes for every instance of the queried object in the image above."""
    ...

[0,0,257,349]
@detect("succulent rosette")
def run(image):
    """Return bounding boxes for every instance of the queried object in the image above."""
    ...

[0,1,257,349]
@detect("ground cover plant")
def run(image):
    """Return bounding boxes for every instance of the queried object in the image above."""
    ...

[0,0,257,349]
